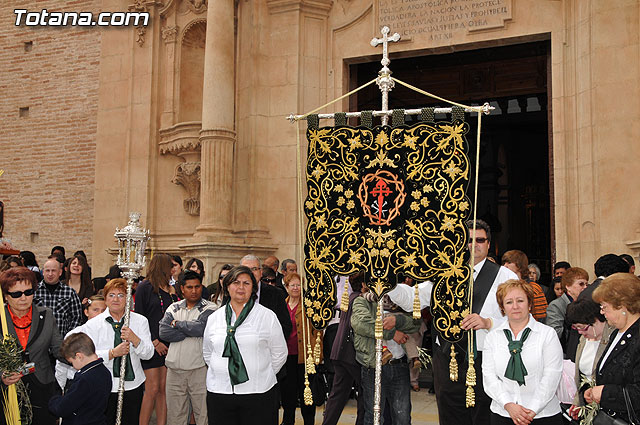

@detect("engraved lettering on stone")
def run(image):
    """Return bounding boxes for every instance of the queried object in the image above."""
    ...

[378,0,511,41]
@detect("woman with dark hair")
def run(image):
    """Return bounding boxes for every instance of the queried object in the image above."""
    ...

[584,273,640,422]
[565,298,614,420]
[209,263,233,307]
[20,250,41,279]
[5,255,23,268]
[134,253,177,425]
[65,254,95,306]
[185,258,205,283]
[0,267,63,425]
[202,265,287,425]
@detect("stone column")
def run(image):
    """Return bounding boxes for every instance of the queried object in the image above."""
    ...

[197,0,236,236]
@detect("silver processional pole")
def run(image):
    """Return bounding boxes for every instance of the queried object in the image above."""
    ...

[370,26,400,425]
[113,212,150,425]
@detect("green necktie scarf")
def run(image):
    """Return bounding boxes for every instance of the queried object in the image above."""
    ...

[503,327,532,386]
[222,298,255,386]
[105,317,135,381]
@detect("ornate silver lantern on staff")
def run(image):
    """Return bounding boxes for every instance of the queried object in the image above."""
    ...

[113,212,150,425]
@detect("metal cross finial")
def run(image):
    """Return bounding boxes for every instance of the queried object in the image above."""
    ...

[371,26,401,125]
[371,26,400,71]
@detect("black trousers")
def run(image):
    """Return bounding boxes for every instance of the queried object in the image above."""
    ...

[432,344,491,425]
[207,386,278,425]
[106,385,144,425]
[321,360,364,425]
[491,412,563,425]
[281,355,316,425]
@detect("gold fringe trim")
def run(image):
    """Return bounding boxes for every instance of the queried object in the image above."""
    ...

[412,284,421,320]
[340,278,350,312]
[449,345,458,382]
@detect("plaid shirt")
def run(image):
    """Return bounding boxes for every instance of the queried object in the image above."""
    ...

[34,280,83,337]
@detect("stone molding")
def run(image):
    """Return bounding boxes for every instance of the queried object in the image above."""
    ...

[199,128,236,144]
[162,25,179,43]
[173,162,201,215]
[267,0,333,16]
[159,121,202,155]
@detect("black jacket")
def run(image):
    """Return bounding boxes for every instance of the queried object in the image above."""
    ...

[595,318,640,421]
[259,282,292,339]
[48,358,112,425]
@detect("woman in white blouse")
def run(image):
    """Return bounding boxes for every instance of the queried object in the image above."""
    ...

[202,265,287,425]
[483,279,563,425]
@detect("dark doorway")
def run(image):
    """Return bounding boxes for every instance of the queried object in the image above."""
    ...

[350,39,553,282]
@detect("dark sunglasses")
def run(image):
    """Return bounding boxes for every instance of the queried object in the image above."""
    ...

[262,278,276,283]
[7,289,35,298]
[469,237,488,244]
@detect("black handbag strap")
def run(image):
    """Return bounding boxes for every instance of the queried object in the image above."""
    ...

[623,387,638,425]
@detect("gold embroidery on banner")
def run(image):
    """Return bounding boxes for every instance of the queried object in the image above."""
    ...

[304,121,472,343]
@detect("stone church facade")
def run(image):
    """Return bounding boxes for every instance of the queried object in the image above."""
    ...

[1,0,639,279]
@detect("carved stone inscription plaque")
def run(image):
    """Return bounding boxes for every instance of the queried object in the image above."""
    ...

[378,0,511,41]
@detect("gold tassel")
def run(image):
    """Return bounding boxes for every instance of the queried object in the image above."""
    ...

[375,306,383,340]
[340,278,350,312]
[303,375,314,406]
[466,384,476,408]
[412,283,421,320]
[314,333,321,365]
[449,345,458,382]
[306,343,316,375]
[465,355,476,387]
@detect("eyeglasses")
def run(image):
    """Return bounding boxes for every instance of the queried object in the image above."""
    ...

[107,293,126,299]
[571,324,591,332]
[469,237,488,244]
[6,289,35,298]
[287,284,301,288]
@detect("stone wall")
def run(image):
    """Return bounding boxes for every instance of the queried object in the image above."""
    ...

[0,1,101,265]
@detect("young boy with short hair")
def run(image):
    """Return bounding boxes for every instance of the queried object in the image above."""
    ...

[48,332,112,425]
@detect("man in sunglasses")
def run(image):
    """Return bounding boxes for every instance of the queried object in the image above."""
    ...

[34,255,84,337]
[387,218,517,425]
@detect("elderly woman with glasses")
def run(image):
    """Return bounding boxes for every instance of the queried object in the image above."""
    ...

[0,267,63,425]
[583,273,640,423]
[76,278,154,425]
[202,265,287,425]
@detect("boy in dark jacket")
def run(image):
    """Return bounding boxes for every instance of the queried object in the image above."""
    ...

[49,332,112,425]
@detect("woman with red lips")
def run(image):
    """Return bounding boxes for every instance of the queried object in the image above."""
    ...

[483,279,564,425]
[65,254,95,307]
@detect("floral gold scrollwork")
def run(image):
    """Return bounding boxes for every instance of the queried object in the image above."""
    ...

[304,120,472,343]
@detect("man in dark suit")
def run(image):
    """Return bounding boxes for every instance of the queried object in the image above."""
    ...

[241,255,292,339]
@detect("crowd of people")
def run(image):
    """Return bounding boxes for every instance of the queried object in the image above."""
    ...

[0,222,638,425]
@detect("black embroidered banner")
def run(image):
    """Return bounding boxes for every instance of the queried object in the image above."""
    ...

[303,119,472,343]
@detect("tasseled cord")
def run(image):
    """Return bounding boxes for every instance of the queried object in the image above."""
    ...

[340,278,350,312]
[412,284,421,320]
[449,345,458,382]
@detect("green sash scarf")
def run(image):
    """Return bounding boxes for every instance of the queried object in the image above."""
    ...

[105,317,135,381]
[503,327,532,386]
[222,298,255,386]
